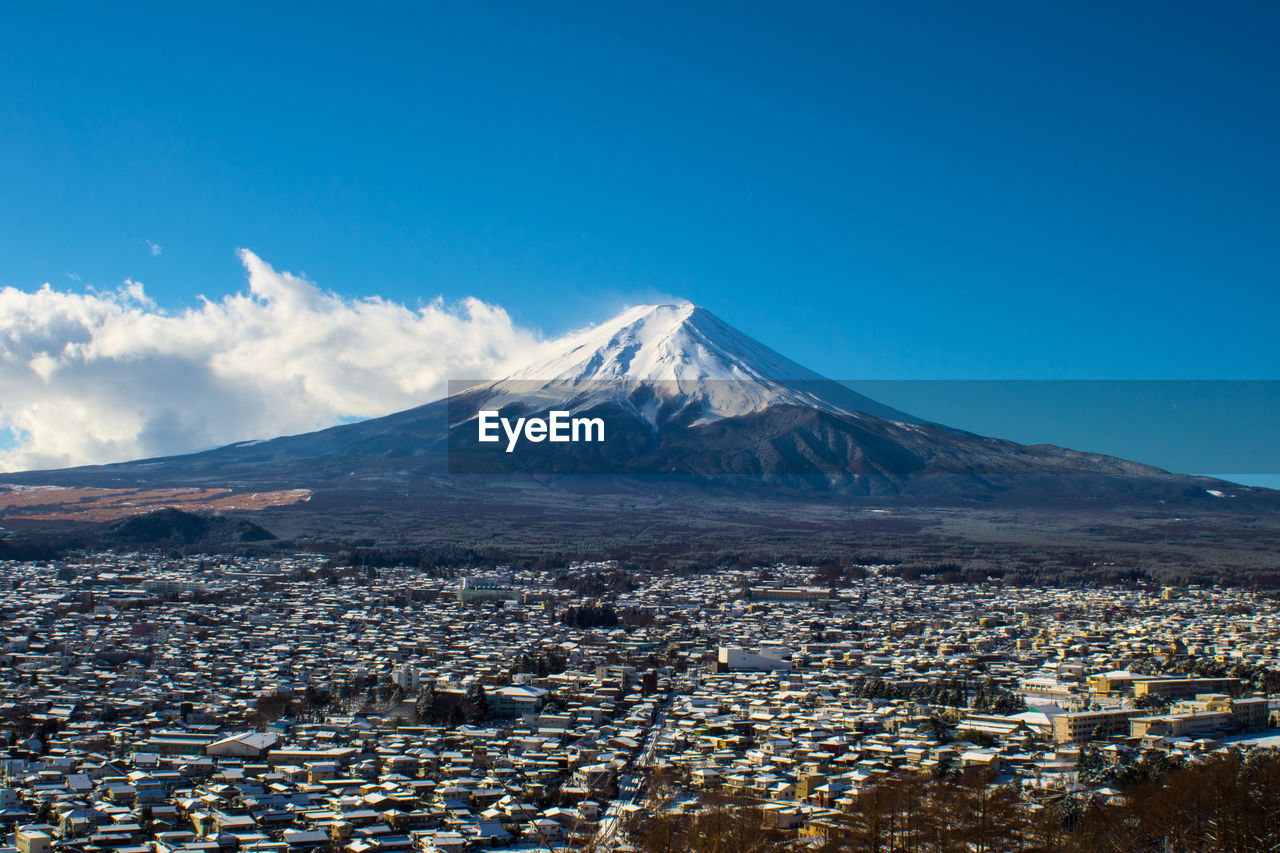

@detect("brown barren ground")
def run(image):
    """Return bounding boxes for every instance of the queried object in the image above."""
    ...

[0,484,310,522]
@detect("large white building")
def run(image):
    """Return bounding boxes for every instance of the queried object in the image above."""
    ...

[718,646,794,672]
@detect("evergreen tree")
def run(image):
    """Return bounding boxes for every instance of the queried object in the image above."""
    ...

[466,683,488,723]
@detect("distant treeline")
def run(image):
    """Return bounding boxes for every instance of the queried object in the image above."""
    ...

[882,557,1280,590]
[0,537,66,562]
[324,544,898,574]
[314,542,1280,590]
[7,507,1280,590]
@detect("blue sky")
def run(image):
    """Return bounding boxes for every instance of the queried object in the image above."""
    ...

[1,2,1278,477]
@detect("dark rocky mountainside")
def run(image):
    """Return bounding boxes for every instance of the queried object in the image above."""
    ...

[98,508,276,546]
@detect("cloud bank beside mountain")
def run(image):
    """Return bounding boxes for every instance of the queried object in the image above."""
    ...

[0,250,542,472]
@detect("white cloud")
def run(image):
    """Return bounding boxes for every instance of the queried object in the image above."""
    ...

[145,240,162,256]
[0,250,542,471]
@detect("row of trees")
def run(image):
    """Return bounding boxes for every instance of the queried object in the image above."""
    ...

[512,650,570,676]
[1130,652,1280,695]
[1075,745,1185,788]
[842,675,1023,715]
[414,683,488,726]
[561,603,619,628]
[627,751,1280,852]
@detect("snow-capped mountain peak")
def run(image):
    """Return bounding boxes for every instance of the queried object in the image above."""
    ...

[469,302,916,425]
[508,301,818,383]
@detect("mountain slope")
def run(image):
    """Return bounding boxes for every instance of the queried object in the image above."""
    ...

[2,303,1271,515]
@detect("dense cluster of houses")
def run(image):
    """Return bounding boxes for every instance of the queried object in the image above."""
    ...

[0,554,674,852]
[632,572,1280,831]
[1,553,1279,850]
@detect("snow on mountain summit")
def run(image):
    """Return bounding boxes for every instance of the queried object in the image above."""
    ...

[507,302,821,383]
[469,302,918,426]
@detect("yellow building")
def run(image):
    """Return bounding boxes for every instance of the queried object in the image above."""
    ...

[1133,677,1240,699]
[1052,708,1146,744]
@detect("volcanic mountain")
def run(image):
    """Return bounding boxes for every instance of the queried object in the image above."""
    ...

[3,302,1269,512]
